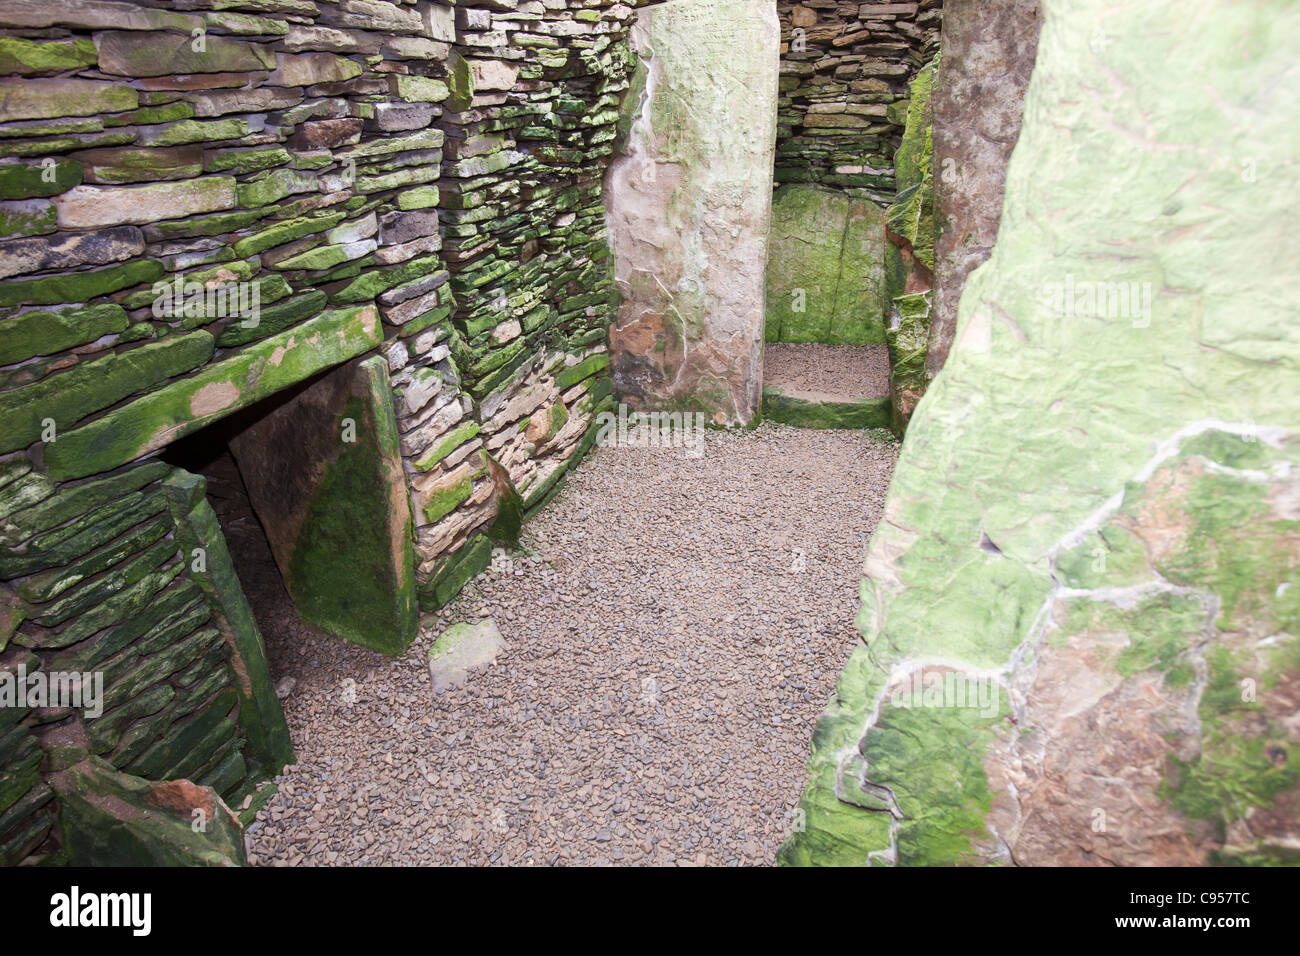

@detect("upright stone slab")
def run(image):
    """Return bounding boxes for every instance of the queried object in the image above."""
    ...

[605,0,779,426]
[926,0,1042,377]
[766,184,887,346]
[229,356,418,656]
[783,0,1300,867]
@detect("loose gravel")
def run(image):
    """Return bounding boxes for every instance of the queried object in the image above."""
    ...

[243,423,898,866]
[764,342,892,403]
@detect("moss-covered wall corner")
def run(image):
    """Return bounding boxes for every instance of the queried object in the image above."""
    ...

[783,0,1300,866]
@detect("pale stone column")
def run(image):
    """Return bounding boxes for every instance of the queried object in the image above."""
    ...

[605,0,780,426]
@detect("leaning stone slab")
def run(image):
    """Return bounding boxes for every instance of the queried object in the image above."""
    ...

[43,304,381,480]
[0,330,213,455]
[164,471,294,776]
[0,35,98,76]
[228,356,418,656]
[428,618,507,694]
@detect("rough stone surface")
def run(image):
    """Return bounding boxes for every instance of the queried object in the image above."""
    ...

[765,184,886,345]
[775,0,941,202]
[43,306,381,480]
[51,756,245,866]
[783,0,1300,867]
[926,0,1041,377]
[0,0,642,867]
[427,618,506,694]
[607,0,780,426]
[230,357,418,655]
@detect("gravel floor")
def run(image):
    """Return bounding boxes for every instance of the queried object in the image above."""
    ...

[241,423,898,866]
[765,342,892,403]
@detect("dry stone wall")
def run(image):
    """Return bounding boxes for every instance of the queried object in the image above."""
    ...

[776,0,940,205]
[762,1,938,353]
[0,0,639,865]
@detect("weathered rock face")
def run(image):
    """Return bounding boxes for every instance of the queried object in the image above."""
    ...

[925,0,1041,377]
[606,0,780,426]
[883,54,937,431]
[765,185,886,346]
[51,755,246,866]
[783,0,1300,866]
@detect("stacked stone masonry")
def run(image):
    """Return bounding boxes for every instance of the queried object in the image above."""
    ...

[0,0,642,865]
[777,0,940,204]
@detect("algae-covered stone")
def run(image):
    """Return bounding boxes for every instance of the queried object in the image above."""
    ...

[420,534,493,611]
[885,291,931,434]
[95,30,275,77]
[164,471,294,776]
[0,257,162,308]
[0,77,137,122]
[215,290,326,347]
[73,146,203,185]
[0,199,57,240]
[55,177,236,229]
[0,302,128,365]
[0,35,97,75]
[0,330,212,454]
[886,54,937,273]
[762,387,891,430]
[50,756,245,866]
[764,184,887,345]
[44,305,381,480]
[388,74,450,103]
[227,357,418,655]
[0,160,81,200]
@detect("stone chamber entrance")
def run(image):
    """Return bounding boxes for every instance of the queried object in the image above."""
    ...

[158,357,415,676]
[1,0,1296,871]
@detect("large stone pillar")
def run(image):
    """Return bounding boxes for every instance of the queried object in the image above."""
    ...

[605,0,780,426]
[925,0,1042,377]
